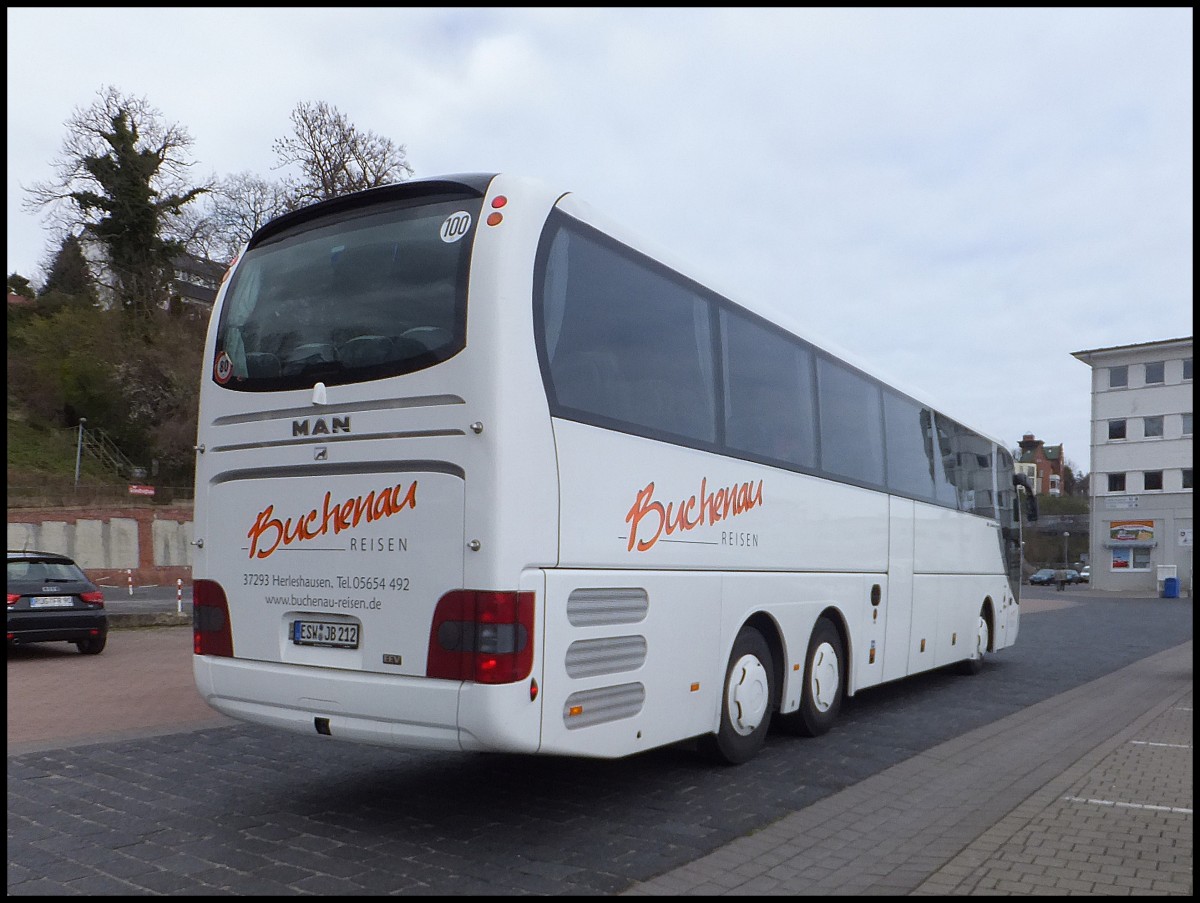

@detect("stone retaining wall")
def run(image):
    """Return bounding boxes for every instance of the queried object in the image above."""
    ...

[6,505,194,587]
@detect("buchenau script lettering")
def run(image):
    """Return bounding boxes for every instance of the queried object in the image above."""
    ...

[247,481,418,559]
[625,477,764,552]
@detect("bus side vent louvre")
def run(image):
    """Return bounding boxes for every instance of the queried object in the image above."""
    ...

[564,636,648,678]
[566,588,649,627]
[563,683,646,729]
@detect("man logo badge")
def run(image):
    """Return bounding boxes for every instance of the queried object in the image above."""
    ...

[314,447,328,461]
[293,416,350,436]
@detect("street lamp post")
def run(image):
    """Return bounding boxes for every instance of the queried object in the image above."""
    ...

[1062,531,1070,569]
[74,418,87,490]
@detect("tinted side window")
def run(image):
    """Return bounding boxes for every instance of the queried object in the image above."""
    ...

[816,357,884,486]
[931,416,960,506]
[882,390,935,500]
[721,309,817,469]
[538,217,717,444]
[952,424,996,516]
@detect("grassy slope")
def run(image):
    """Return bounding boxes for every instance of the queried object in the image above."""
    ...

[7,415,126,493]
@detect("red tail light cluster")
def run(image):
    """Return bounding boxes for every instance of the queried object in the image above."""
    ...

[80,590,105,606]
[193,579,234,657]
[427,590,535,684]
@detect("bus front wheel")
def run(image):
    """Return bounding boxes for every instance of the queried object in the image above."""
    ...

[700,625,775,765]
[958,604,990,675]
[778,616,844,737]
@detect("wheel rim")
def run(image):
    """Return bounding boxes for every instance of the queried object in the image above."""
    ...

[810,641,840,713]
[973,615,989,660]
[726,653,770,736]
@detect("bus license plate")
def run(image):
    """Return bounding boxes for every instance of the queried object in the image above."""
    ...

[292,620,359,649]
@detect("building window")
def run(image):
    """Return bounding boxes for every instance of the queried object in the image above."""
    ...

[1049,474,1061,496]
[1184,358,1193,381]
[1144,470,1163,491]
[1184,469,1193,490]
[1183,412,1193,435]
[1109,366,1128,388]
[1144,361,1165,384]
[1107,473,1126,492]
[1143,415,1164,438]
[1108,419,1127,440]
[1111,546,1152,571]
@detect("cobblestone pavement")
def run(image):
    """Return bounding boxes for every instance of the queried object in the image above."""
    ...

[8,588,1193,895]
[917,687,1192,895]
[622,641,1192,896]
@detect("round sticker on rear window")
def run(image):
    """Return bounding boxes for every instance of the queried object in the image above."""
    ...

[440,211,473,243]
[213,350,233,384]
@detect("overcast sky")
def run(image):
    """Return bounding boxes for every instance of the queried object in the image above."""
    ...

[6,8,1193,473]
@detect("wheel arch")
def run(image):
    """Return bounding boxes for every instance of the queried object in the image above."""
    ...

[816,605,852,694]
[742,610,786,711]
[981,595,996,653]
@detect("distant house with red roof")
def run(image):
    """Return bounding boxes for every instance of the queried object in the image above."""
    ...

[1016,433,1066,496]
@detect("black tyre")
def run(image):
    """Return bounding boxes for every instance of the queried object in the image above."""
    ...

[699,626,775,765]
[778,616,843,737]
[75,634,106,655]
[957,605,989,675]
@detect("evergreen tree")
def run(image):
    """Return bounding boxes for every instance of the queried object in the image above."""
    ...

[39,235,98,306]
[7,272,35,299]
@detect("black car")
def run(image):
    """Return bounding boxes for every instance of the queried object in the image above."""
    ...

[7,550,107,654]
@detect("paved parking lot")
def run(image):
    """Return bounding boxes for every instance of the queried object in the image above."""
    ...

[7,589,1193,895]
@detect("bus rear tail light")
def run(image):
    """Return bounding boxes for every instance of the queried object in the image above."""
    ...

[193,579,234,657]
[427,590,535,684]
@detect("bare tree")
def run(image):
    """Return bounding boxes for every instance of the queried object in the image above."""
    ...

[185,172,292,264]
[187,100,414,263]
[272,100,413,207]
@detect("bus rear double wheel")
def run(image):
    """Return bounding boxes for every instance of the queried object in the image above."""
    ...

[777,616,844,738]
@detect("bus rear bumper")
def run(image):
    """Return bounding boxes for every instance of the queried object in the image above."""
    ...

[194,655,463,751]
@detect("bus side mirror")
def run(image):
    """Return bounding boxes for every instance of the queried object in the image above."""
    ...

[1012,474,1038,522]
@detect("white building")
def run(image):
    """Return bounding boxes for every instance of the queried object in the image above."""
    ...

[77,231,221,315]
[1072,337,1193,595]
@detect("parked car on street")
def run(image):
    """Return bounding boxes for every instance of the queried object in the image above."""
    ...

[7,550,107,654]
[1079,566,1090,583]
[1031,567,1080,586]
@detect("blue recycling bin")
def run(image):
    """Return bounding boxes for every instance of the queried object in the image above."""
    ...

[1162,577,1179,598]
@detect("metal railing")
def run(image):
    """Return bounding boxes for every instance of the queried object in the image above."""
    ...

[72,424,139,480]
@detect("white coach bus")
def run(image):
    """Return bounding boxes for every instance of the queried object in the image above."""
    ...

[192,173,1036,765]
